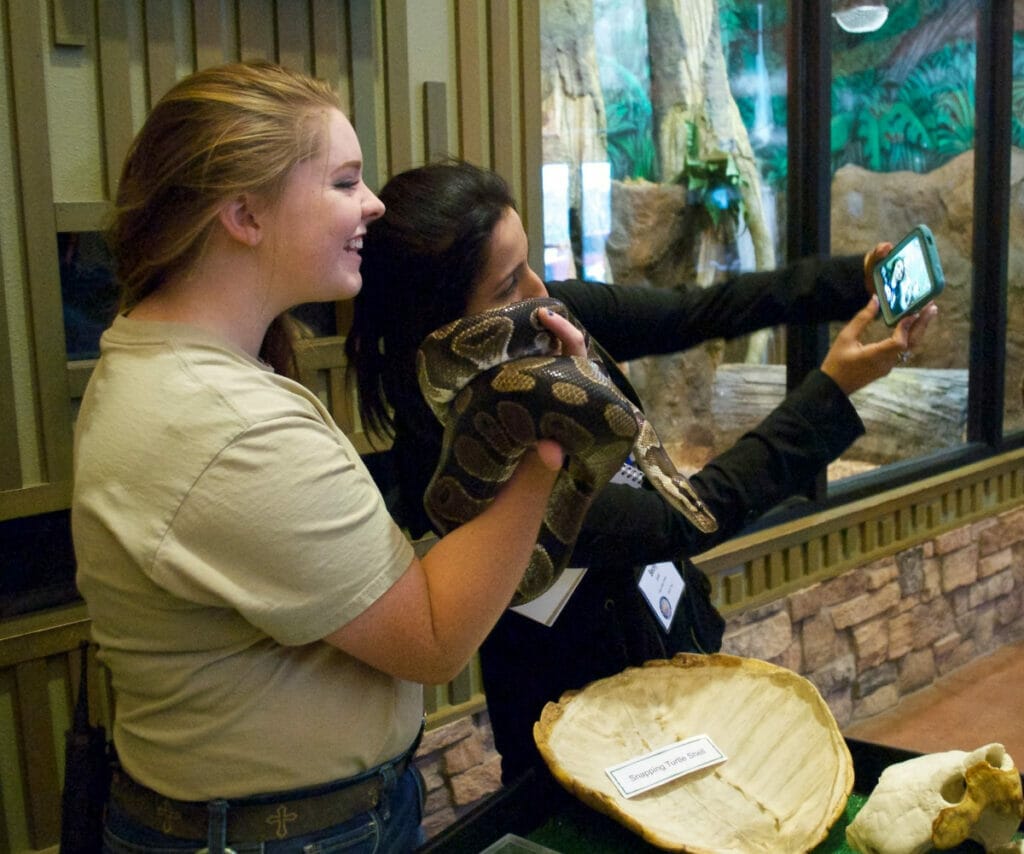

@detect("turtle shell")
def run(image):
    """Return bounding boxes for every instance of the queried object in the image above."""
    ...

[533,653,853,853]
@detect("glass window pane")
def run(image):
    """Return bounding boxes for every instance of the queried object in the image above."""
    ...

[829,1,974,480]
[59,230,343,359]
[59,231,118,361]
[542,0,790,473]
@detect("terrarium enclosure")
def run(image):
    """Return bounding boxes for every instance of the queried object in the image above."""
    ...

[538,0,1024,481]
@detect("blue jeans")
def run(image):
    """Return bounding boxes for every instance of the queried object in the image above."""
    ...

[101,765,425,853]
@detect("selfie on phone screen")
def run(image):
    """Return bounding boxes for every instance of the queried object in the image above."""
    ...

[872,225,945,326]
[880,244,927,314]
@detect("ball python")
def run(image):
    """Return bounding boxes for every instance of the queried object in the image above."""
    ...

[416,297,718,606]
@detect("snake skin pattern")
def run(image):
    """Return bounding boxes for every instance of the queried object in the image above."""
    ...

[417,297,718,605]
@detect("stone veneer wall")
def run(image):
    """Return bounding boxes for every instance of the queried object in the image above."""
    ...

[718,506,1024,725]
[414,710,502,840]
[411,506,1024,840]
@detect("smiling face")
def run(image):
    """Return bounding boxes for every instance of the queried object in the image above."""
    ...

[464,207,547,316]
[262,108,384,309]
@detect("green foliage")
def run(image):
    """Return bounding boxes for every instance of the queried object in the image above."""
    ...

[722,4,1024,185]
[1012,79,1024,149]
[674,121,746,230]
[830,38,981,174]
[601,57,658,181]
[933,87,974,157]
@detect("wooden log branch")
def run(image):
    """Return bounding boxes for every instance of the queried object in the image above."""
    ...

[711,364,968,464]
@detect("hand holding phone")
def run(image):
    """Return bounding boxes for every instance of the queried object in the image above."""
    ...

[872,224,945,326]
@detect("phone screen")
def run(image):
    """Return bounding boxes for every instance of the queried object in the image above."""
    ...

[873,225,944,326]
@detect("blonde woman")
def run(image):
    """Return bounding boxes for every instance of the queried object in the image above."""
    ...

[73,63,581,853]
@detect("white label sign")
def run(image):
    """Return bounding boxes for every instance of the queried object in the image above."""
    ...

[605,734,726,799]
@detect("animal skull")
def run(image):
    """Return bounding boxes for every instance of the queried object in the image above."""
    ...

[846,743,1024,854]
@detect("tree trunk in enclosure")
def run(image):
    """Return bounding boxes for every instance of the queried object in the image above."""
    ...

[644,0,776,287]
[605,0,780,464]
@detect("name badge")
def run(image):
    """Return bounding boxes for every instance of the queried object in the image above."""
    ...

[606,734,727,798]
[638,560,685,632]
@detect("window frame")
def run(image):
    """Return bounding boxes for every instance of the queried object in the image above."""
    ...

[786,0,1022,515]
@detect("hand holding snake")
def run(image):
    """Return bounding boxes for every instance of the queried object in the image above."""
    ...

[416,297,718,605]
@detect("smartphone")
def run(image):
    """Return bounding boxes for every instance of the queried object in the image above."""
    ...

[872,224,945,326]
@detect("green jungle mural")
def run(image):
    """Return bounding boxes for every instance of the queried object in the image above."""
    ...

[594,0,1024,197]
[594,0,657,182]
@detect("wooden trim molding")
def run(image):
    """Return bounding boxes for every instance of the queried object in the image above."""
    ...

[454,0,488,164]
[50,0,88,47]
[9,0,74,485]
[698,448,1024,616]
[0,481,73,521]
[382,0,414,174]
[517,0,544,274]
[348,0,386,191]
[0,239,21,490]
[424,80,449,162]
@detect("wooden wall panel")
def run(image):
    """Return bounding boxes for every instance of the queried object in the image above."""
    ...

[0,240,21,490]
[8,0,72,485]
[311,0,348,106]
[97,1,135,199]
[193,0,236,69]
[276,0,312,73]
[488,0,518,183]
[51,0,89,46]
[518,0,544,273]
[15,659,60,847]
[348,0,385,190]
[0,7,32,515]
[449,0,543,266]
[382,0,414,174]
[0,607,95,852]
[238,0,276,61]
[144,2,179,106]
[424,79,449,162]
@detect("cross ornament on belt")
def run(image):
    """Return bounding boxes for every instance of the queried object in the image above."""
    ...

[156,800,183,834]
[267,804,298,839]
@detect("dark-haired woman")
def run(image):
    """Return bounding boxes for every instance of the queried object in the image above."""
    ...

[348,159,936,786]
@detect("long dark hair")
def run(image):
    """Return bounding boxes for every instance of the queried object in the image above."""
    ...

[347,160,517,444]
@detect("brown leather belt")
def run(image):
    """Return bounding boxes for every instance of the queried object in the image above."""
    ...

[109,738,418,843]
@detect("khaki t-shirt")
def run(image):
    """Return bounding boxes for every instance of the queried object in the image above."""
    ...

[72,316,420,799]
